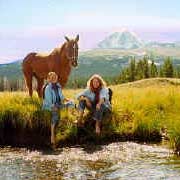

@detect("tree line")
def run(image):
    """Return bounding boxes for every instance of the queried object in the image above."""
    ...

[0,56,178,91]
[0,77,24,91]
[115,56,176,83]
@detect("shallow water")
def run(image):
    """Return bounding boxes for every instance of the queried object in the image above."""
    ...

[0,142,180,180]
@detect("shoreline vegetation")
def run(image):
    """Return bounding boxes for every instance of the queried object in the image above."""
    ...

[0,78,180,153]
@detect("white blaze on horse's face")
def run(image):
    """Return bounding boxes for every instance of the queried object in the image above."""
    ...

[65,35,79,67]
[72,42,78,67]
[65,41,78,67]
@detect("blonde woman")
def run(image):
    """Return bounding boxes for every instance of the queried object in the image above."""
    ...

[42,72,74,146]
[76,74,112,135]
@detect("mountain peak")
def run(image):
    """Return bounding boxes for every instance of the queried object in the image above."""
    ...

[98,30,144,49]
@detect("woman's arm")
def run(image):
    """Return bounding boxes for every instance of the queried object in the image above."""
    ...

[77,89,92,108]
[96,88,108,110]
[99,88,109,101]
[76,89,90,100]
[96,98,105,110]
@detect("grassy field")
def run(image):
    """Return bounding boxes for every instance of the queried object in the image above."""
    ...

[1,78,180,153]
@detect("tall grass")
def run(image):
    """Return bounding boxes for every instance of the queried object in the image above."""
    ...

[111,84,180,151]
[1,81,180,152]
[0,92,51,146]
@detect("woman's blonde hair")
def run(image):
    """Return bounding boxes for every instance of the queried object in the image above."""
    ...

[47,72,58,82]
[87,74,107,91]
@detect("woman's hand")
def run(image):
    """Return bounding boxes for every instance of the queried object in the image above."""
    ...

[96,98,104,110]
[96,103,101,110]
[64,98,74,102]
[79,96,86,101]
[80,96,92,108]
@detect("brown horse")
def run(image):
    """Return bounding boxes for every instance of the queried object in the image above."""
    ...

[22,35,79,97]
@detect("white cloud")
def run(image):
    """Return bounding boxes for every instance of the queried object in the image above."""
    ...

[63,12,180,29]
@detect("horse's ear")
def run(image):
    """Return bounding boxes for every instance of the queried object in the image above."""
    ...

[65,36,70,42]
[75,34,79,42]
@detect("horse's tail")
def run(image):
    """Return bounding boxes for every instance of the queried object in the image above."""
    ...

[22,52,37,97]
[22,53,37,72]
[22,52,37,64]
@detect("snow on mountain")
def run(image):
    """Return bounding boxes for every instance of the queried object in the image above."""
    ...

[98,29,144,49]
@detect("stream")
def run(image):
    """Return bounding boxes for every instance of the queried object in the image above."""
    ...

[0,142,180,180]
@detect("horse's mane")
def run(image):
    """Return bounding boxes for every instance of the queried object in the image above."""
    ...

[50,42,66,56]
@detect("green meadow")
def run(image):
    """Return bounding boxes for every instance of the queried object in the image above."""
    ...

[1,78,180,153]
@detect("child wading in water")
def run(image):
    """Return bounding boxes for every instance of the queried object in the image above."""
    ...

[42,72,74,146]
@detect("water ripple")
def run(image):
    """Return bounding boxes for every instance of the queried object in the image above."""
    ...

[0,142,179,180]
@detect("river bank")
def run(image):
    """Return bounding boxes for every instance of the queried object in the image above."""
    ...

[0,78,180,152]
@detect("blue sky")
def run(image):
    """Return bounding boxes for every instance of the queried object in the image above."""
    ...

[1,0,180,29]
[0,0,180,63]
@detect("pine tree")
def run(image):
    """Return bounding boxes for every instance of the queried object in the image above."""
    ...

[0,77,3,91]
[142,57,149,78]
[150,60,158,77]
[162,57,174,77]
[159,66,164,77]
[174,66,180,78]
[136,59,144,80]
[119,68,129,83]
[128,57,136,82]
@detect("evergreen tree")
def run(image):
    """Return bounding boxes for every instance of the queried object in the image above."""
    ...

[150,60,158,77]
[162,57,174,77]
[174,66,180,78]
[0,76,3,91]
[128,57,136,82]
[159,66,164,77]
[136,59,144,80]
[118,68,129,83]
[142,57,149,78]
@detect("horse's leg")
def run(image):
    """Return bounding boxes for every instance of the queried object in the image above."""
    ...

[24,73,33,97]
[37,78,44,98]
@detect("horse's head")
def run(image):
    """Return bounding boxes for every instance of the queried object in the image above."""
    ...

[64,35,79,67]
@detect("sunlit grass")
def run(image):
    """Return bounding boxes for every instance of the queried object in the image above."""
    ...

[110,83,180,152]
[1,78,180,152]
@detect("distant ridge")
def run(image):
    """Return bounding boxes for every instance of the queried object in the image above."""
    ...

[0,59,22,66]
[117,78,180,88]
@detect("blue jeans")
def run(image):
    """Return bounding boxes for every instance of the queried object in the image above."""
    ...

[78,100,110,121]
[51,110,60,125]
[51,101,75,125]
